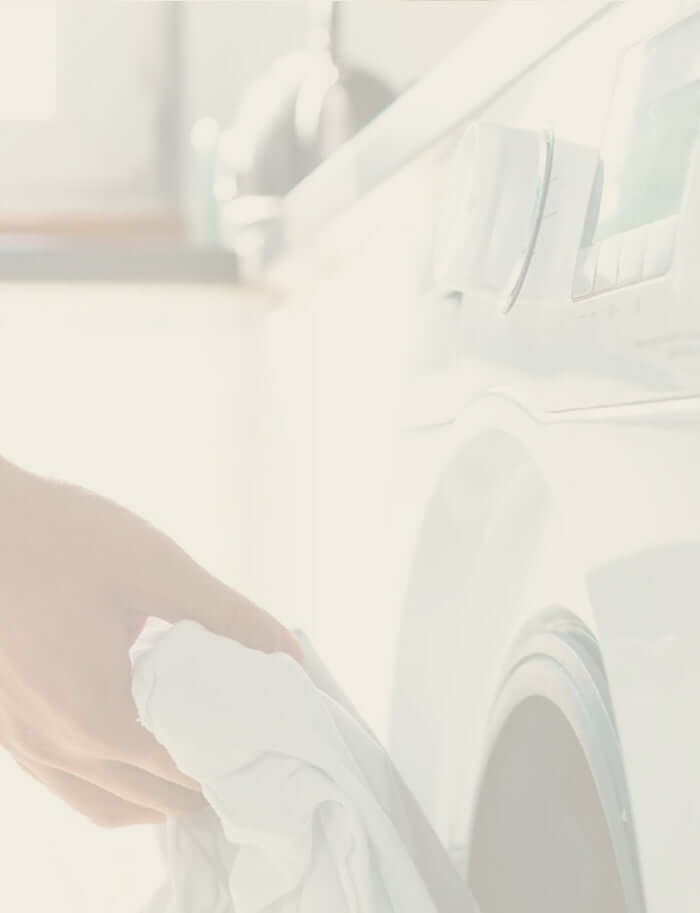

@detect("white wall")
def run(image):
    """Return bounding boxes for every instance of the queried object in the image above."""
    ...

[182,1,493,126]
[0,279,298,913]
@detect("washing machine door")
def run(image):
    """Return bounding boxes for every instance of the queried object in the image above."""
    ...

[389,440,645,913]
[298,632,478,913]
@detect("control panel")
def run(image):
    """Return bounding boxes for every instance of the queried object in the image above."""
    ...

[434,8,700,407]
[573,11,700,303]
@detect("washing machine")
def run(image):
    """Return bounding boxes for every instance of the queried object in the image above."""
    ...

[263,4,700,912]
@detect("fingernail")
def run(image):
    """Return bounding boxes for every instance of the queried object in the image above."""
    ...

[280,628,304,665]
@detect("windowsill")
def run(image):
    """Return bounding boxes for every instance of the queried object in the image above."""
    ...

[0,239,240,283]
[0,210,185,241]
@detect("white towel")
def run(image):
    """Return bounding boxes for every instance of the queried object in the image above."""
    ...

[130,618,474,913]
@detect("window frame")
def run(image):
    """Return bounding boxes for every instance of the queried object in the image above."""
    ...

[0,4,185,247]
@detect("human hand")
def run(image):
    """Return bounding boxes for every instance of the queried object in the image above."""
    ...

[0,459,300,827]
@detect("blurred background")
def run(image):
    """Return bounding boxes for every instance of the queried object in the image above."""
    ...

[0,1,492,279]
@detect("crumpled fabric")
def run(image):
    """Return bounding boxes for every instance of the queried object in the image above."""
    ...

[130,618,474,913]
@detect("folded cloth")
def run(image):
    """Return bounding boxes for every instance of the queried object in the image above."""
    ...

[130,618,475,913]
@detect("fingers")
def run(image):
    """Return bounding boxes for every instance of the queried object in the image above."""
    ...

[116,720,202,793]
[161,556,295,655]
[17,759,165,829]
[77,660,203,795]
[19,752,204,827]
[130,529,302,661]
[59,755,204,819]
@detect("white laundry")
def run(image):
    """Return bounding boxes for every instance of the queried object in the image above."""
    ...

[130,618,474,913]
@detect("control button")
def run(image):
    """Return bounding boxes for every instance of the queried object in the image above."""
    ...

[642,215,677,280]
[572,245,597,299]
[617,226,646,287]
[594,236,621,293]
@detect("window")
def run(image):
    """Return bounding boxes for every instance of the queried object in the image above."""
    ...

[0,5,57,121]
[0,2,179,240]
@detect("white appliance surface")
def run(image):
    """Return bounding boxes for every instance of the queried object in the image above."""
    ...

[262,4,700,911]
